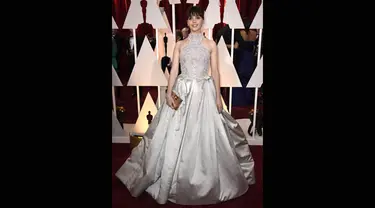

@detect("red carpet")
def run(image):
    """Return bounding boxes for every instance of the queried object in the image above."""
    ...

[112,144,262,208]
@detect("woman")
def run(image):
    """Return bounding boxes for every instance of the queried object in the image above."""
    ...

[214,23,242,100]
[232,18,258,106]
[116,6,255,205]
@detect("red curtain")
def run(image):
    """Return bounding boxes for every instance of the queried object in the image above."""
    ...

[112,0,262,37]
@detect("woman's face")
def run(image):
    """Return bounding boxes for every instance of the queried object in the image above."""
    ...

[187,15,203,33]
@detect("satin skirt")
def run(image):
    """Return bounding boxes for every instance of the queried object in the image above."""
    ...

[115,75,255,205]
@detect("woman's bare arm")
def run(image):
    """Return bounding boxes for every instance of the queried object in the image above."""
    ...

[166,41,182,96]
[208,40,221,100]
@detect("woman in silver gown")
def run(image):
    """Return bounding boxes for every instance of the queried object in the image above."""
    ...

[116,6,255,205]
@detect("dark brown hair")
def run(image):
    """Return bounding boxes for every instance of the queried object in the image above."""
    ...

[187,6,204,20]
[175,29,183,40]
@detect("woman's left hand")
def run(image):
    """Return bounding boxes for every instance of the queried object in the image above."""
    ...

[216,98,223,113]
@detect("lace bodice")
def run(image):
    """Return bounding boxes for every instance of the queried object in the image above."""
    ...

[179,33,210,79]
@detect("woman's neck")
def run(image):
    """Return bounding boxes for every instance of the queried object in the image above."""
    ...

[187,32,204,43]
[188,32,203,38]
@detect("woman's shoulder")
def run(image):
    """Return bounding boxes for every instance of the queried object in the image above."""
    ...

[176,39,189,50]
[202,38,216,49]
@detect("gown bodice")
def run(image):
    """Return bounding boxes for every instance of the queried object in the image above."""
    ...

[179,33,210,79]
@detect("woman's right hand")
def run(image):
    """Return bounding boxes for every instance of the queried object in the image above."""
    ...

[166,94,176,109]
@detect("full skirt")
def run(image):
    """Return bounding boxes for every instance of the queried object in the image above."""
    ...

[115,75,255,205]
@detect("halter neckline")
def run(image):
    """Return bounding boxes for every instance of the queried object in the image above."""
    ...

[187,33,204,43]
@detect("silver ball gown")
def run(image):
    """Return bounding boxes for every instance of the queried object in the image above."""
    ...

[115,33,255,205]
